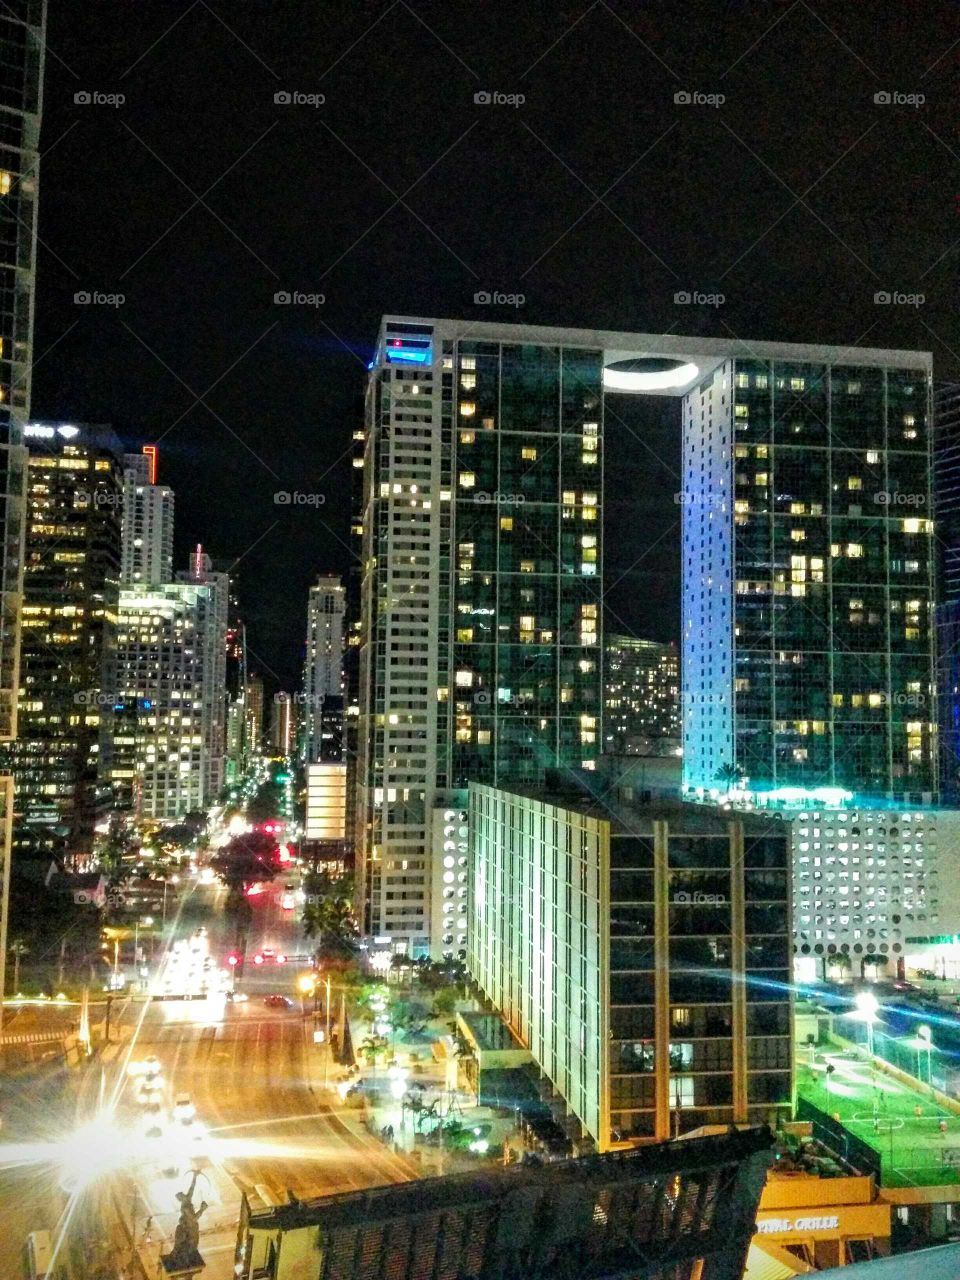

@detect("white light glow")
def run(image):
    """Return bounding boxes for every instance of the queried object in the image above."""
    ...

[602,362,699,392]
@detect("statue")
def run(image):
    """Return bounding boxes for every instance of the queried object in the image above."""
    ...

[161,1170,207,1274]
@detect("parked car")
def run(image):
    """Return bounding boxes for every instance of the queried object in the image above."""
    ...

[264,994,293,1009]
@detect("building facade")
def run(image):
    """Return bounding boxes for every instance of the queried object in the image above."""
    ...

[604,634,679,754]
[469,782,792,1150]
[175,545,227,798]
[357,317,604,955]
[302,574,345,764]
[270,690,295,756]
[934,383,960,801]
[681,349,936,804]
[120,446,173,588]
[246,673,263,755]
[111,582,216,818]
[10,423,122,855]
[0,0,45,1019]
[789,802,960,981]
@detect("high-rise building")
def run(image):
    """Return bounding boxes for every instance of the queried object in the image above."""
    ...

[9,423,122,856]
[120,445,174,587]
[604,635,679,754]
[469,780,792,1149]
[270,691,295,756]
[680,347,935,803]
[302,575,345,764]
[176,545,227,798]
[934,383,960,801]
[357,317,604,955]
[246,673,264,755]
[224,616,248,784]
[111,582,217,818]
[0,0,45,1022]
[359,320,937,958]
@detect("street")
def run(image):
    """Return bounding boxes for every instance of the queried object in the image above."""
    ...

[0,869,414,1278]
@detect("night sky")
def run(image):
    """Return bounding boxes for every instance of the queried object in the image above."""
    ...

[32,0,959,691]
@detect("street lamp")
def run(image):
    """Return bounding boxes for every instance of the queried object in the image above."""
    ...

[918,1024,933,1086]
[856,990,880,1060]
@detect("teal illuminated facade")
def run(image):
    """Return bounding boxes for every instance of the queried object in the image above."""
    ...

[682,351,936,803]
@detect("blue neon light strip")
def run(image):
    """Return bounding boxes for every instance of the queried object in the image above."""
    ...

[386,348,430,365]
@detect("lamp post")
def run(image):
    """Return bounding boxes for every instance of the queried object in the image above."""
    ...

[855,990,879,1060]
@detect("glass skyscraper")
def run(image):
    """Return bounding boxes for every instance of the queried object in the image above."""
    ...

[683,352,935,803]
[358,320,937,957]
[357,319,603,954]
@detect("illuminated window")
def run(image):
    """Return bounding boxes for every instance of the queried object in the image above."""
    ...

[459,472,475,489]
[848,477,862,491]
[520,559,535,574]
[459,402,476,417]
[500,516,513,531]
[521,446,537,461]
[791,377,805,391]
[459,430,475,445]
[460,373,476,390]
[846,543,863,558]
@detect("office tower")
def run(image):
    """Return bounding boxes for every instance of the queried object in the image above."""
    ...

[270,691,295,756]
[604,635,680,754]
[357,317,603,955]
[120,445,174,587]
[112,582,217,818]
[176,545,227,798]
[246,673,264,755]
[0,0,45,1021]
[935,383,960,801]
[9,423,123,856]
[469,780,792,1148]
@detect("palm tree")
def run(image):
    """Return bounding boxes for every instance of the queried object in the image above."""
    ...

[301,872,357,961]
[715,762,745,789]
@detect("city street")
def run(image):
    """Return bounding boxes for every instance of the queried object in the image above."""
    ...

[0,874,415,1278]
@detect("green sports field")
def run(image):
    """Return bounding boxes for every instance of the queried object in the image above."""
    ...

[798,1049,960,1187]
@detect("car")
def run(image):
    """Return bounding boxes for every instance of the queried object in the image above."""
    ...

[143,1055,161,1078]
[173,1093,195,1122]
[264,994,293,1009]
[136,1076,163,1105]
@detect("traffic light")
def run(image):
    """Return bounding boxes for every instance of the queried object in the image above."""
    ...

[227,953,239,967]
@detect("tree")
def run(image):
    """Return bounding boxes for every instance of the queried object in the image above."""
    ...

[211,832,280,918]
[715,762,745,789]
[430,986,458,1018]
[301,870,357,961]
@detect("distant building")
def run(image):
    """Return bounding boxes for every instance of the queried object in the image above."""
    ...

[302,575,345,764]
[224,618,247,784]
[270,691,295,756]
[604,635,679,753]
[176,545,228,798]
[111,582,219,817]
[120,446,173,587]
[11,423,123,856]
[469,780,793,1149]
[246,674,264,754]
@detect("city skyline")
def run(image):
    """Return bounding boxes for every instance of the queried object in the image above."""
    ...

[27,1,960,690]
[6,5,960,1278]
